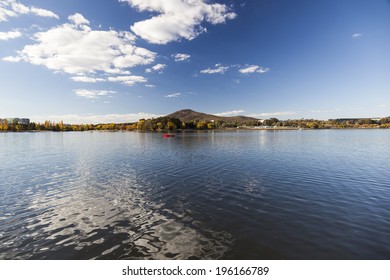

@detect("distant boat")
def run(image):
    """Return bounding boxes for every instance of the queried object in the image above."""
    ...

[164,134,175,138]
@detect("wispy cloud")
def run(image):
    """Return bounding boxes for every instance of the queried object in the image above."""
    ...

[119,0,236,44]
[145,84,155,88]
[107,75,147,86]
[2,56,21,62]
[0,0,59,22]
[165,92,181,98]
[0,30,22,40]
[145,63,166,73]
[239,65,270,74]
[200,64,230,74]
[173,53,191,62]
[214,110,245,116]
[352,33,363,39]
[71,76,106,83]
[74,89,116,99]
[200,63,269,75]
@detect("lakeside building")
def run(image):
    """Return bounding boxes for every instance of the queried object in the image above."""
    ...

[0,118,30,125]
[332,118,381,123]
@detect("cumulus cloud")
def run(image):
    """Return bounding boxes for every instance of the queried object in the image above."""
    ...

[165,92,181,98]
[0,0,59,22]
[74,89,116,99]
[145,63,166,73]
[239,65,270,74]
[119,0,236,44]
[214,110,245,117]
[173,53,191,62]
[3,13,156,76]
[0,30,22,40]
[32,112,163,124]
[200,63,230,74]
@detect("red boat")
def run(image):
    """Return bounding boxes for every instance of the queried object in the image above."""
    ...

[164,134,175,138]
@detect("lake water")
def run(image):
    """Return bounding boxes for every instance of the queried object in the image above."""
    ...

[0,130,389,259]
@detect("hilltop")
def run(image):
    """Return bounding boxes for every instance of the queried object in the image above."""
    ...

[129,109,262,130]
[166,109,259,124]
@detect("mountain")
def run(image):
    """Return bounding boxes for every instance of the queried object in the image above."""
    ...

[166,109,260,125]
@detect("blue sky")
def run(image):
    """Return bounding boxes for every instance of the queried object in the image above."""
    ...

[1,0,389,123]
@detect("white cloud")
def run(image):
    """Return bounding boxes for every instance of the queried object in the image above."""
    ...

[107,75,147,86]
[29,7,59,19]
[165,92,181,98]
[119,0,236,44]
[0,30,22,40]
[71,76,106,83]
[104,68,131,75]
[200,63,230,74]
[2,55,22,62]
[145,63,166,73]
[239,65,270,74]
[145,84,155,88]
[0,6,17,22]
[352,33,362,39]
[248,111,296,118]
[32,112,163,124]
[0,0,59,22]
[173,53,191,62]
[74,89,116,99]
[68,13,90,26]
[4,13,156,76]
[214,110,245,117]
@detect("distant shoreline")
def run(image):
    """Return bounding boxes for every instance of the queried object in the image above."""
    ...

[2,109,390,131]
[2,127,390,133]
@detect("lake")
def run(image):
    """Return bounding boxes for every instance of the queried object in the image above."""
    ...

[0,130,389,259]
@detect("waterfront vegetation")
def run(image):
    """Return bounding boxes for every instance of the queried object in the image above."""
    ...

[1,116,390,132]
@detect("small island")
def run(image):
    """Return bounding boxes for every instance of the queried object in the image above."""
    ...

[1,109,390,132]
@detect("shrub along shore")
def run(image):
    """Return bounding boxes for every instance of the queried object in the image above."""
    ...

[1,116,390,132]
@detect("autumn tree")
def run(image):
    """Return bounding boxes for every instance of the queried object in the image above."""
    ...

[166,121,176,130]
[137,119,146,130]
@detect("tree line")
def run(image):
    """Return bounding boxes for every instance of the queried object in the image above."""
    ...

[260,117,390,129]
[1,116,390,132]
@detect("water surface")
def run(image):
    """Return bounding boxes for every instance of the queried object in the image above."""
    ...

[1,130,389,259]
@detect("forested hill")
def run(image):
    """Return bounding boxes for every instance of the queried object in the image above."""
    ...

[166,109,259,124]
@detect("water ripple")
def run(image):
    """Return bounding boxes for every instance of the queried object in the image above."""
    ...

[1,130,390,259]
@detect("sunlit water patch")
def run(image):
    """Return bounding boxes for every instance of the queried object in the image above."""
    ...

[0,130,389,259]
